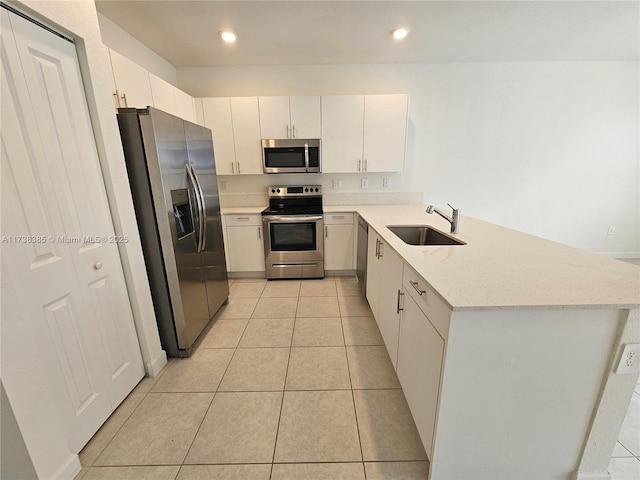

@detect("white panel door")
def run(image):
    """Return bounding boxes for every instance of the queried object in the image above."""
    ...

[1,9,144,452]
[321,95,365,173]
[363,94,408,172]
[201,97,235,175]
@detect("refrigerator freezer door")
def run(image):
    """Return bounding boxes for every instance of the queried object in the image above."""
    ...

[143,108,211,354]
[184,121,230,318]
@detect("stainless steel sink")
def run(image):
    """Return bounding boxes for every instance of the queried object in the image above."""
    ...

[387,225,466,246]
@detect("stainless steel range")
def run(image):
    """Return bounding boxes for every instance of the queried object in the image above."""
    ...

[262,185,324,279]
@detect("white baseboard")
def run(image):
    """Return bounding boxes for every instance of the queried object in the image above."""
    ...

[573,471,611,480]
[146,349,167,377]
[53,453,81,480]
[597,251,640,259]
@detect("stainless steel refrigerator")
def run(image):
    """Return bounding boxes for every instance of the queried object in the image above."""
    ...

[117,107,229,357]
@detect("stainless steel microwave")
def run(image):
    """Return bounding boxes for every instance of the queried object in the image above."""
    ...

[262,139,321,173]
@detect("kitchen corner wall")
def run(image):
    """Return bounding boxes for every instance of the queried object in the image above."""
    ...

[178,63,639,257]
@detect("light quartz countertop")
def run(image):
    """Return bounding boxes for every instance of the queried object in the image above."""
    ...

[352,204,639,311]
[220,206,266,215]
[221,203,639,310]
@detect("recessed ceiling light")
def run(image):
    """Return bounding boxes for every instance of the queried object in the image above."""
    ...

[219,30,237,43]
[391,28,409,40]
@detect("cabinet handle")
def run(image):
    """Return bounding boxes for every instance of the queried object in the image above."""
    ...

[325,225,328,238]
[236,217,250,221]
[358,159,362,172]
[378,240,383,259]
[112,91,120,108]
[120,92,128,107]
[292,124,296,138]
[397,289,404,313]
[364,158,368,172]
[231,162,235,174]
[258,227,261,239]
[332,215,345,219]
[237,162,241,174]
[286,125,290,138]
[409,280,426,296]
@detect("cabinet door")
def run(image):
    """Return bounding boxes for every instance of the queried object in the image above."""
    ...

[231,97,263,174]
[290,96,321,138]
[108,49,153,109]
[378,247,404,368]
[149,73,176,115]
[258,96,290,139]
[321,95,364,173]
[397,291,445,459]
[324,223,354,271]
[225,225,265,272]
[202,97,235,175]
[363,94,408,172]
[365,231,382,318]
[175,88,196,123]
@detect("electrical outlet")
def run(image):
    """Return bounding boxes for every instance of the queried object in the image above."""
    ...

[332,179,342,189]
[607,226,616,235]
[382,177,390,188]
[221,181,228,191]
[361,178,368,189]
[616,344,640,374]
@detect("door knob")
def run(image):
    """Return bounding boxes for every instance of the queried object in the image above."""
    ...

[93,262,103,270]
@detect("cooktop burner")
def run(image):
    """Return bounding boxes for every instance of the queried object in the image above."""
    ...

[262,185,323,215]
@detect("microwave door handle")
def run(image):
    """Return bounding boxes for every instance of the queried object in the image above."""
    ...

[304,143,309,172]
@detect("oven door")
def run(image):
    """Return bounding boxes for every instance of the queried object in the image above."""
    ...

[262,214,324,279]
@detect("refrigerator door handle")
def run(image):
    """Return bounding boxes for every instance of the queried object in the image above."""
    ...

[185,164,204,252]
[189,164,207,252]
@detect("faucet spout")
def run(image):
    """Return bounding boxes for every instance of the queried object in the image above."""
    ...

[426,203,460,234]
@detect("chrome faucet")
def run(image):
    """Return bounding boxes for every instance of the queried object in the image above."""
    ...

[426,203,460,234]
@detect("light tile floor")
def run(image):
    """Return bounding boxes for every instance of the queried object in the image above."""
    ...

[76,277,429,480]
[75,276,640,480]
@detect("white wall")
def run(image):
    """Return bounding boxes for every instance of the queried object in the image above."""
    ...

[178,62,639,256]
[97,12,177,85]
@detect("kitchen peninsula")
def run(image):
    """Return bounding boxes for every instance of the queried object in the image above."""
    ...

[346,204,639,480]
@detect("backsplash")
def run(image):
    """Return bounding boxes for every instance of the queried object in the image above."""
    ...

[218,191,423,207]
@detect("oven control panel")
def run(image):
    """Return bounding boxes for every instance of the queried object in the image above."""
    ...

[268,185,322,197]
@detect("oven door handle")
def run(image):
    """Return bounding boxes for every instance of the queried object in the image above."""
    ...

[263,215,323,223]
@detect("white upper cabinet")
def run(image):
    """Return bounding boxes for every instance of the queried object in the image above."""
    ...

[108,48,153,109]
[363,94,408,173]
[321,95,365,173]
[259,96,321,139]
[230,97,263,174]
[174,88,197,123]
[201,97,235,175]
[202,97,262,175]
[322,94,408,173]
[149,73,176,114]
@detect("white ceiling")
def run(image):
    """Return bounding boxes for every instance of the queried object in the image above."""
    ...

[95,1,639,67]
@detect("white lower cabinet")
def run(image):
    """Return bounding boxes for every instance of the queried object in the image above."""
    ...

[366,229,404,367]
[223,214,265,273]
[397,270,447,461]
[323,213,355,272]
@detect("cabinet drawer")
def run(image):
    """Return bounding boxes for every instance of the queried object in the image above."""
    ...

[224,214,262,226]
[402,266,450,339]
[323,213,354,225]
